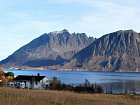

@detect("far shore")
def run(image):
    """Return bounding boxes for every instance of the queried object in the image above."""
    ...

[3,67,140,72]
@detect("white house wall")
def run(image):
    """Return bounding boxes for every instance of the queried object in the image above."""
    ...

[33,81,42,89]
[11,77,50,89]
[26,81,31,89]
[40,77,50,88]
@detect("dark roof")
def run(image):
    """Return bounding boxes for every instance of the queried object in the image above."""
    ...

[14,75,47,81]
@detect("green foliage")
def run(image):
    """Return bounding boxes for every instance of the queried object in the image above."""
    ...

[0,67,2,71]
[0,71,14,82]
[49,77,103,94]
[49,77,61,90]
[5,72,14,77]
[31,77,35,82]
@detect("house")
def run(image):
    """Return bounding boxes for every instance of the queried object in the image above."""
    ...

[10,73,50,89]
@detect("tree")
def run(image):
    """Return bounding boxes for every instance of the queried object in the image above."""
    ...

[0,67,3,76]
[4,72,14,82]
[0,70,14,83]
[0,69,5,82]
[84,79,90,87]
[49,77,61,90]
[5,72,14,77]
[1,76,6,82]
[0,67,2,71]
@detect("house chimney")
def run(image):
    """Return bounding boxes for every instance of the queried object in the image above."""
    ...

[37,73,40,76]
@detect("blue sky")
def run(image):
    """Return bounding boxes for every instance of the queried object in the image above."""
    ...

[0,0,140,60]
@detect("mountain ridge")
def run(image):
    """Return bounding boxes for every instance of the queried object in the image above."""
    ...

[64,29,140,72]
[0,29,95,68]
[1,29,140,72]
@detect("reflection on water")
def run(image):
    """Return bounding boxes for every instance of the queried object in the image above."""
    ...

[101,80,140,94]
[4,69,140,94]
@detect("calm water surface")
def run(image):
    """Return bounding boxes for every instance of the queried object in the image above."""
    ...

[4,69,140,84]
[4,69,140,94]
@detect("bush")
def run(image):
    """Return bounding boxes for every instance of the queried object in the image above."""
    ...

[49,77,103,94]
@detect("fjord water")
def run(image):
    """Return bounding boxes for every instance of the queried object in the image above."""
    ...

[4,69,140,94]
[4,69,140,84]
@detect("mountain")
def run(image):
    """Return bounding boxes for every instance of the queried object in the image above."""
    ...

[64,30,140,72]
[0,29,94,68]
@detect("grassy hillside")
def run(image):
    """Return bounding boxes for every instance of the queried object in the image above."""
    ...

[0,87,140,105]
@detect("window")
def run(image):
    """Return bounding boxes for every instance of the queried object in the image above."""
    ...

[36,82,38,85]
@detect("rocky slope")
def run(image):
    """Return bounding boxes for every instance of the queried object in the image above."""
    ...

[0,29,94,68]
[64,30,140,72]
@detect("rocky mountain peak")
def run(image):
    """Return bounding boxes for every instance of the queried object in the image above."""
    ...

[0,29,94,68]
[65,30,140,72]
[61,29,69,33]
[49,29,70,35]
[1,29,140,72]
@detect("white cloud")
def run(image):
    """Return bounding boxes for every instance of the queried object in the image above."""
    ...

[58,0,140,36]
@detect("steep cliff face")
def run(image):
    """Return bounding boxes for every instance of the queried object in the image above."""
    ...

[65,30,140,72]
[1,29,140,72]
[0,29,94,67]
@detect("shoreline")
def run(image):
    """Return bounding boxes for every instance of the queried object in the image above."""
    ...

[3,68,140,73]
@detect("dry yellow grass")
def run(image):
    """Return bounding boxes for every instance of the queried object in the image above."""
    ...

[0,87,140,105]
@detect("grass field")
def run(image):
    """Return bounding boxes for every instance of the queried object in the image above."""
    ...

[0,87,140,105]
